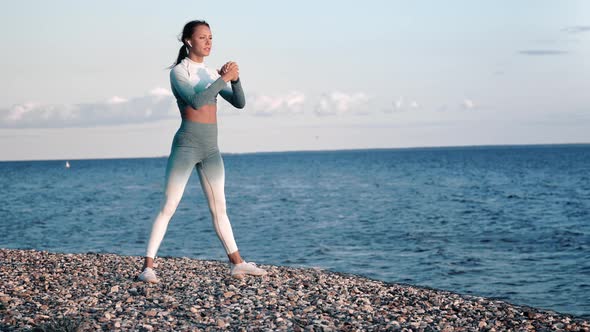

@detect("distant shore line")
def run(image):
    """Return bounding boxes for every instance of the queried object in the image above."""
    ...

[2,142,589,163]
[1,248,588,331]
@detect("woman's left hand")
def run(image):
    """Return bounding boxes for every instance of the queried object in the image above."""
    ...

[218,61,239,80]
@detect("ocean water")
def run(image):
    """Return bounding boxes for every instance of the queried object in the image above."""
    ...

[1,144,589,318]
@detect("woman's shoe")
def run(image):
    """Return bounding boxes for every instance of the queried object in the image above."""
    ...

[230,261,267,279]
[137,267,160,283]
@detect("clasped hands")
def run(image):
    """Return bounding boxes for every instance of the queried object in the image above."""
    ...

[218,61,240,82]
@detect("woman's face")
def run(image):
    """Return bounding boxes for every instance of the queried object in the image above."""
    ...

[187,25,212,57]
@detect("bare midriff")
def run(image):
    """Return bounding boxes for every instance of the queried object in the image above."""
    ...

[181,104,217,124]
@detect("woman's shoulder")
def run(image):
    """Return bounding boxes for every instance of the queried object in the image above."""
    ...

[171,58,188,70]
[169,60,188,78]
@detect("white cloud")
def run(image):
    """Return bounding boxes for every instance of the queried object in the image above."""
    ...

[382,98,482,113]
[461,99,476,110]
[314,91,372,116]
[395,96,404,111]
[0,87,177,128]
[218,91,306,116]
[107,96,127,104]
[249,91,305,116]
[1,88,387,128]
[383,96,421,113]
[149,87,173,97]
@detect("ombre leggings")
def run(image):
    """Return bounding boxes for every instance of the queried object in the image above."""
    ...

[145,120,238,259]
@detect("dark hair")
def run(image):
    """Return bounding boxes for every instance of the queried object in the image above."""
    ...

[167,20,210,69]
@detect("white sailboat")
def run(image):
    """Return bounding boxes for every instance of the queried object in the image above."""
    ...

[65,161,70,168]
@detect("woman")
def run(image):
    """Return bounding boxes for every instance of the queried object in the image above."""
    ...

[137,20,267,283]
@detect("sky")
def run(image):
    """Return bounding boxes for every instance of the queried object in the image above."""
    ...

[0,0,589,161]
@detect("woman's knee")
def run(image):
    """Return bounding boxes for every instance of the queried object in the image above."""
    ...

[159,196,180,217]
[208,199,227,216]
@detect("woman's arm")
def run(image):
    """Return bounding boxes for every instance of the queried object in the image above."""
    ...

[170,67,228,110]
[219,78,246,109]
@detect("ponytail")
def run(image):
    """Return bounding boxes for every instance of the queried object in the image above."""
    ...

[168,45,189,69]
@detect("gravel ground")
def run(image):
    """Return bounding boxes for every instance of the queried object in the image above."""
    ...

[0,248,588,331]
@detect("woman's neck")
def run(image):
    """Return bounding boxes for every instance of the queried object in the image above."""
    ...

[187,53,204,63]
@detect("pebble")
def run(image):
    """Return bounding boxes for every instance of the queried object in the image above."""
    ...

[216,318,226,327]
[0,248,588,331]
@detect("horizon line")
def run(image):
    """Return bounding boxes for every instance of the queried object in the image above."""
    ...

[1,142,589,163]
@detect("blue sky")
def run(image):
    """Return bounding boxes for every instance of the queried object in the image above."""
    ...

[0,1,588,161]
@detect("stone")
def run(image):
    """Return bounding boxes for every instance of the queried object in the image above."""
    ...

[0,248,588,332]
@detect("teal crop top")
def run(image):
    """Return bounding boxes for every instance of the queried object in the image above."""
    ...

[169,57,246,112]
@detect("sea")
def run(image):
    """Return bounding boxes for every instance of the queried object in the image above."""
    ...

[1,144,589,318]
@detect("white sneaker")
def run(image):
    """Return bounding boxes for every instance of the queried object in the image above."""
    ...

[230,261,267,279]
[137,267,160,283]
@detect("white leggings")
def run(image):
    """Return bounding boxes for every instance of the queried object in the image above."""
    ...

[145,121,239,258]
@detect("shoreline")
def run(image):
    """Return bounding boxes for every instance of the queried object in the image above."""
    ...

[1,248,588,331]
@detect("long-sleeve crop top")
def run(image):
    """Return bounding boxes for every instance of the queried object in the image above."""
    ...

[169,57,246,113]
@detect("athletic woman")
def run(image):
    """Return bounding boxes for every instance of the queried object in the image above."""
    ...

[137,20,267,283]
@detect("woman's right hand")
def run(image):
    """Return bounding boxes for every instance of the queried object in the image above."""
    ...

[218,61,240,82]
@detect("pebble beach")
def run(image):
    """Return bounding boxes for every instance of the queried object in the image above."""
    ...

[0,248,588,331]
